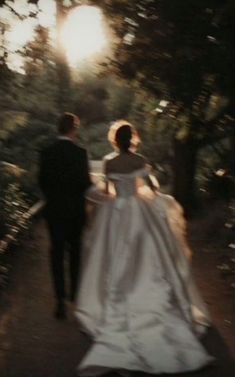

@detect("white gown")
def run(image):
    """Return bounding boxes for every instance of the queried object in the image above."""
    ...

[75,167,213,375]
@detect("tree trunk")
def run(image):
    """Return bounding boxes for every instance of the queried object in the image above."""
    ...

[172,137,198,217]
[230,117,235,177]
[55,0,71,110]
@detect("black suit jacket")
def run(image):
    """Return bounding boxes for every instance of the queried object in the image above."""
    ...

[39,139,91,222]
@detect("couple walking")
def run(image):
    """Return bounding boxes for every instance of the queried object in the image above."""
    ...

[39,112,213,376]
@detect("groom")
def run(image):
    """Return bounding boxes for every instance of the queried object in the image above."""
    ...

[39,112,91,319]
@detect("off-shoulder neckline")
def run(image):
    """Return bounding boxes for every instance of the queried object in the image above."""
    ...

[107,166,149,178]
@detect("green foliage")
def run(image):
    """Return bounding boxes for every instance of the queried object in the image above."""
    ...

[0,117,57,199]
[196,138,235,201]
[1,182,30,235]
[106,78,135,120]
[92,0,235,209]
[0,111,28,140]
[96,0,234,106]
[19,27,59,119]
[0,0,234,218]
[0,157,34,291]
[70,74,109,124]
[0,117,56,251]
[85,122,111,159]
[0,164,29,238]
[228,201,235,231]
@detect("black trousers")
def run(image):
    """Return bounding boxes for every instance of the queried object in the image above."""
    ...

[46,216,84,302]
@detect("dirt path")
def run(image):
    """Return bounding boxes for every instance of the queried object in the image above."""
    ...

[0,219,235,377]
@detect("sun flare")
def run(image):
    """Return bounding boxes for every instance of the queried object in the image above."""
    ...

[61,6,107,66]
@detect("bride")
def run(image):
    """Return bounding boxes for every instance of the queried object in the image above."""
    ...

[75,120,213,376]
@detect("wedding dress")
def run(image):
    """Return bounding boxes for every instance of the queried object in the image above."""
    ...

[75,167,213,375]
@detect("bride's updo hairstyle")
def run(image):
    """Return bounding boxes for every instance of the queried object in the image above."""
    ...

[108,120,140,152]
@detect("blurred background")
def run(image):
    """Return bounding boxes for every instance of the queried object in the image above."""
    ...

[0,0,235,246]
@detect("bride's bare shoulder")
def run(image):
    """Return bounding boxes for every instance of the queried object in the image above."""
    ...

[103,152,119,161]
[104,152,146,174]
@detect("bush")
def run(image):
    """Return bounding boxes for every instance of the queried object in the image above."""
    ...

[0,165,31,238]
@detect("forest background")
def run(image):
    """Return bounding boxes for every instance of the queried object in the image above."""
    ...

[0,0,235,274]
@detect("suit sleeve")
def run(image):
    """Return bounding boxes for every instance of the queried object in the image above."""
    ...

[38,151,48,197]
[81,149,92,191]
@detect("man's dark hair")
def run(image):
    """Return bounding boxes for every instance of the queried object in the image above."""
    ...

[58,112,79,135]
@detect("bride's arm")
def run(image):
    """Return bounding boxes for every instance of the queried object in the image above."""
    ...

[85,161,108,204]
[145,170,160,192]
[142,161,160,193]
[103,159,109,195]
[104,180,109,195]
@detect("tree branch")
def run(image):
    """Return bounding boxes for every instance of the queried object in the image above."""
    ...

[4,2,39,20]
[5,3,26,20]
[210,143,227,160]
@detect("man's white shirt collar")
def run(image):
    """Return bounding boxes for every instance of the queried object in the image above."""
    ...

[58,136,73,142]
